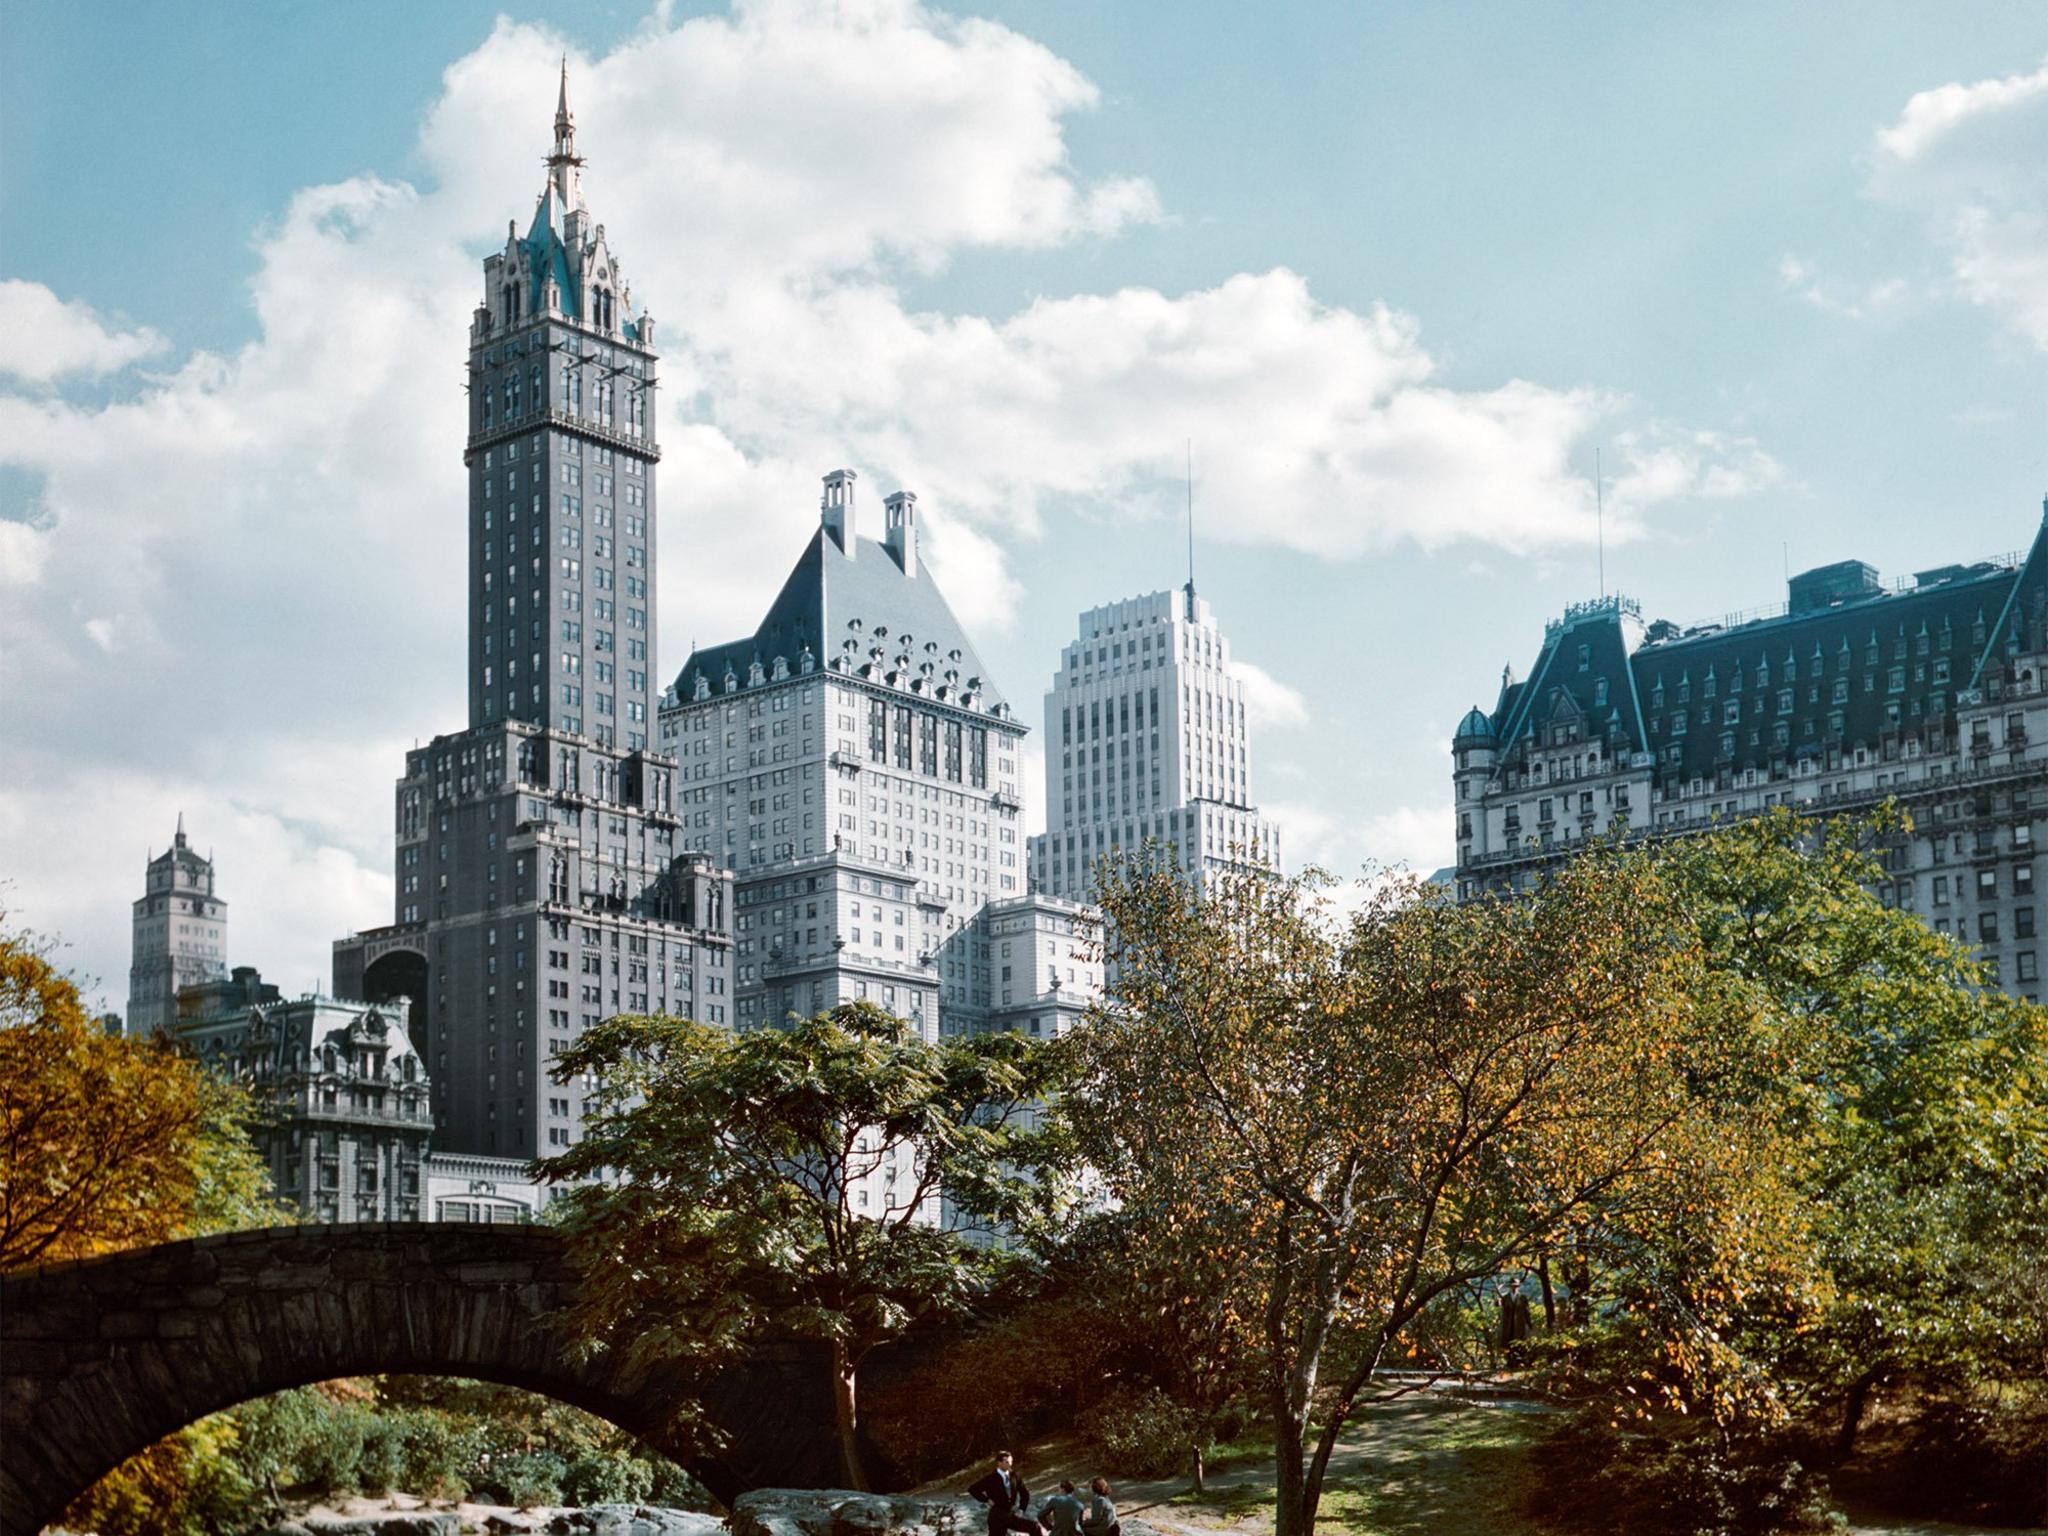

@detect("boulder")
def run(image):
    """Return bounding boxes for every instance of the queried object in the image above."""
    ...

[264,1517,460,1536]
[730,1490,984,1536]
[546,1507,727,1536]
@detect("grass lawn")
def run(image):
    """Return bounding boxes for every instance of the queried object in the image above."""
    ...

[1159,1397,1554,1536]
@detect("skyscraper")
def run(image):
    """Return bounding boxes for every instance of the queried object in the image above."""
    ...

[335,72,734,1159]
[1029,582,1280,899]
[126,815,227,1036]
[657,471,1040,1044]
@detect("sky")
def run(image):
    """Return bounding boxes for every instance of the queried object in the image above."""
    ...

[2,1,2044,1011]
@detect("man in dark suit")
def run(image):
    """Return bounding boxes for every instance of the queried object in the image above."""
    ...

[967,1450,1039,1536]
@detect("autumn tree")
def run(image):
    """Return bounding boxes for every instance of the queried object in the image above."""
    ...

[0,914,281,1273]
[1,914,292,1534]
[1065,850,1706,1536]
[538,1002,1075,1490]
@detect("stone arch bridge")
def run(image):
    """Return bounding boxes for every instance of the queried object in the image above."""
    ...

[0,1224,848,1536]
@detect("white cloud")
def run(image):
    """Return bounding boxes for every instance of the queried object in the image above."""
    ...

[1871,59,2048,349]
[0,1,1769,994]
[0,755,393,1014]
[1776,254,1908,319]
[1230,658,1308,730]
[0,280,167,385]
[1356,803,1452,875]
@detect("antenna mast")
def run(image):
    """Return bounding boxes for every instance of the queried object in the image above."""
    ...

[1596,447,1607,600]
[1184,439,1197,618]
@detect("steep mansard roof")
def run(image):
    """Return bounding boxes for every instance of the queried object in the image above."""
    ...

[1465,507,2048,784]
[672,528,1011,716]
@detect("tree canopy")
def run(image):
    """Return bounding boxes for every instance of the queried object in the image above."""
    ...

[1064,847,1709,1536]
[0,914,282,1273]
[538,1001,1075,1489]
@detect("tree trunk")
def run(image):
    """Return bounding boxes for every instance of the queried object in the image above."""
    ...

[1191,1439,1206,1494]
[1830,1370,1881,1465]
[1564,1236,1592,1328]
[832,1338,869,1491]
[1272,1394,1310,1536]
[1537,1255,1557,1333]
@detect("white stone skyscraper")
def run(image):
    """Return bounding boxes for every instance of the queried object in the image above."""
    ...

[657,470,1043,1045]
[1029,582,1279,898]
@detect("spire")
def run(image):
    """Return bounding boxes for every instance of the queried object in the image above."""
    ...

[546,57,584,206]
[174,811,186,847]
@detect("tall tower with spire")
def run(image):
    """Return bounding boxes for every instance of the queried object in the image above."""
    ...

[127,815,227,1036]
[335,73,734,1160]
[467,64,659,743]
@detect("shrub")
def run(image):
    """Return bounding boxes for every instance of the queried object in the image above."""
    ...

[647,1458,718,1510]
[482,1449,568,1508]
[563,1450,655,1505]
[395,1408,478,1501]
[1078,1390,1203,1480]
[1526,1410,1839,1536]
[1879,1392,2048,1527]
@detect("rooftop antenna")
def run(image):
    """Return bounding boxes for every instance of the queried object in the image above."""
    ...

[1595,448,1605,599]
[1183,439,1196,619]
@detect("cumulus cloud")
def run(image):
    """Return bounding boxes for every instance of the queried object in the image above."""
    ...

[1871,59,2048,348]
[1,0,1767,997]
[1231,658,1308,730]
[0,280,167,384]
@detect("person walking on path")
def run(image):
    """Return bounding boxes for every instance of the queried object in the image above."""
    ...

[1082,1478,1120,1536]
[1040,1481,1086,1536]
[967,1451,1039,1536]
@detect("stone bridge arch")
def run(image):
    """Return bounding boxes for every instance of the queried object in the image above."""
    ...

[0,1224,841,1536]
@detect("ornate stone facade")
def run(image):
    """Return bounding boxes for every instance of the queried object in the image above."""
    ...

[1452,502,2048,1004]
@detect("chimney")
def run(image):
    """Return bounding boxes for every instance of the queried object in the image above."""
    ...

[821,469,857,556]
[884,490,918,577]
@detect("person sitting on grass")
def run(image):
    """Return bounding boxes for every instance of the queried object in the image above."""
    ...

[1040,1480,1087,1536]
[1082,1477,1119,1536]
[967,1451,1039,1536]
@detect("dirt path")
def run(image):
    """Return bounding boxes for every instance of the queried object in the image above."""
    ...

[914,1395,2033,1536]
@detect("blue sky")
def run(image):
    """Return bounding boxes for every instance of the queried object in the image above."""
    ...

[2,1,2044,1005]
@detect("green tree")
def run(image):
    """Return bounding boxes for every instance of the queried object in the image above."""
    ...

[1603,809,2048,1456]
[1067,849,1708,1536]
[538,1001,1075,1489]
